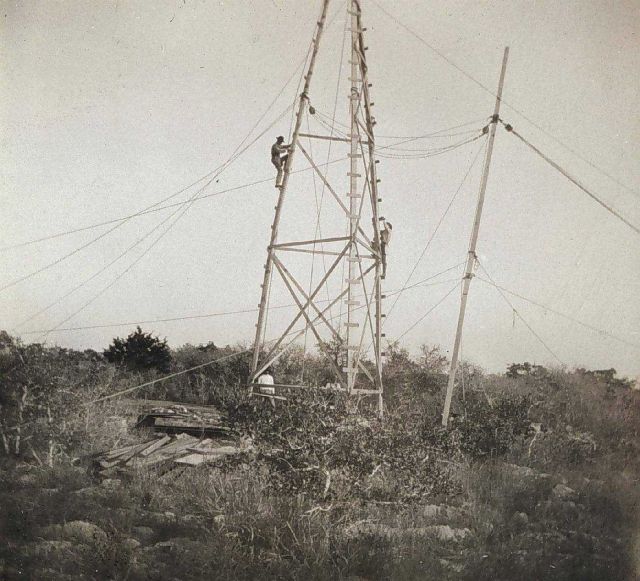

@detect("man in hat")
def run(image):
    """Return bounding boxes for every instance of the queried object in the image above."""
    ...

[271,136,292,188]
[379,218,392,278]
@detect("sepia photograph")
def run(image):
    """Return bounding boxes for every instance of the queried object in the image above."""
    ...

[1,0,639,579]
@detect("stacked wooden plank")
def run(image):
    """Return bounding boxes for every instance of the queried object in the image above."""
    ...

[93,433,245,479]
[135,404,232,437]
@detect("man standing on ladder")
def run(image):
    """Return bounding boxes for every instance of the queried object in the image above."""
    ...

[271,136,292,188]
[380,218,392,279]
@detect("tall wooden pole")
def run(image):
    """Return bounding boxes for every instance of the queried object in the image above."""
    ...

[250,0,332,384]
[441,47,509,427]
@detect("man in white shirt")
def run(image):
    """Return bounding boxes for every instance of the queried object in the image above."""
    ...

[257,369,275,395]
[257,368,276,407]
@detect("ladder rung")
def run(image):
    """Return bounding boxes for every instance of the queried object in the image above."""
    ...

[346,279,361,284]
[347,153,363,158]
[351,389,381,395]
[347,194,362,198]
[344,322,359,327]
[347,257,361,262]
[348,77,361,82]
[347,172,362,177]
[345,300,361,306]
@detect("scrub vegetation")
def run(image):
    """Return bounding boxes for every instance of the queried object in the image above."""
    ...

[0,329,638,580]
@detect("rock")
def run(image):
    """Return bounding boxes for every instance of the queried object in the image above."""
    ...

[148,537,196,554]
[31,568,78,581]
[144,511,178,528]
[101,478,122,489]
[72,487,107,500]
[511,512,529,527]
[29,540,74,558]
[422,525,471,542]
[121,537,141,551]
[420,505,442,518]
[342,521,470,543]
[552,484,576,500]
[439,558,464,573]
[132,525,155,545]
[213,514,226,526]
[16,472,39,487]
[501,463,551,482]
[39,521,108,546]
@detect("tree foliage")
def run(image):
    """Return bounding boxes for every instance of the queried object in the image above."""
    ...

[104,326,171,373]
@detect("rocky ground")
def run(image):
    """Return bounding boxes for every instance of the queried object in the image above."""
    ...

[1,454,632,580]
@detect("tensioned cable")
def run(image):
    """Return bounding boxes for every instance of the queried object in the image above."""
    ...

[17,104,293,336]
[384,137,488,322]
[88,272,464,405]
[393,281,461,342]
[1,156,351,253]
[0,68,301,289]
[40,102,296,339]
[313,108,485,140]
[302,8,350,365]
[500,121,640,237]
[475,276,640,350]
[22,263,463,335]
[369,0,640,201]
[286,0,347,138]
[374,134,484,159]
[477,261,565,365]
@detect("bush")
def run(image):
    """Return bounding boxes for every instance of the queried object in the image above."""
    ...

[104,326,171,373]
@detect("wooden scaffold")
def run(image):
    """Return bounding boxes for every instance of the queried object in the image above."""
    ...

[249,0,385,416]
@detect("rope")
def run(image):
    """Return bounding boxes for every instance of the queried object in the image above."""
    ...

[393,281,460,342]
[501,121,640,237]
[475,276,640,350]
[314,111,486,141]
[2,156,352,254]
[477,261,565,365]
[1,81,298,294]
[88,349,249,404]
[369,0,640,201]
[384,137,487,322]
[301,17,348,369]
[22,263,464,335]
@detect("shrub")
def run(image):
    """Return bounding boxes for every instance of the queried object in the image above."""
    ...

[104,326,171,373]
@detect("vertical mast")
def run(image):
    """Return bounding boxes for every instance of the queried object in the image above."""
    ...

[345,0,360,392]
[442,47,509,427]
[250,0,332,382]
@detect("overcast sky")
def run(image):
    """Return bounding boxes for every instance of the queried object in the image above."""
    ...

[2,0,639,378]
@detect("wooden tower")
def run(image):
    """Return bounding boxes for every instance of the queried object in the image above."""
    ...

[249,0,385,415]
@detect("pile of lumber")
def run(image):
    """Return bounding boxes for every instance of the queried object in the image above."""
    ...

[135,404,232,437]
[93,433,245,479]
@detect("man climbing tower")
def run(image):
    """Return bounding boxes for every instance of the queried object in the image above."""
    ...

[271,136,292,188]
[379,218,392,278]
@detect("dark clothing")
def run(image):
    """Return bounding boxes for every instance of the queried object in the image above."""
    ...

[271,142,288,165]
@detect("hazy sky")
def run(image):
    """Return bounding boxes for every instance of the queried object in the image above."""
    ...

[2,0,639,377]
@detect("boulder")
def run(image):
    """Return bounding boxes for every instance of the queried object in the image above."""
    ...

[121,537,141,551]
[552,484,576,501]
[421,525,471,542]
[131,525,156,545]
[39,521,108,546]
